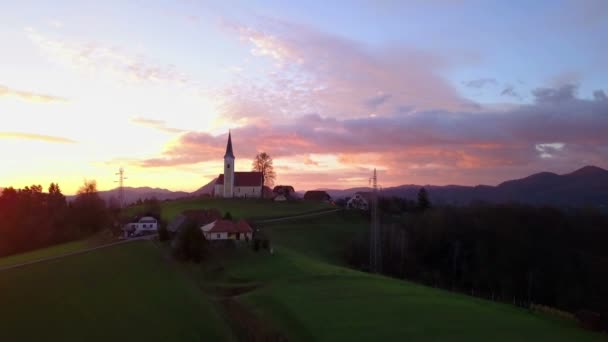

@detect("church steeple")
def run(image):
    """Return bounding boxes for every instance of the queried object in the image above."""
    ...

[224,131,235,159]
[223,131,235,198]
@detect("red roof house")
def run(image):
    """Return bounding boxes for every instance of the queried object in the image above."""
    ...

[201,219,253,241]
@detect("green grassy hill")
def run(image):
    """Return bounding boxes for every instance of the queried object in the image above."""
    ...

[127,198,333,221]
[0,241,234,342]
[194,212,605,341]
[1,210,604,341]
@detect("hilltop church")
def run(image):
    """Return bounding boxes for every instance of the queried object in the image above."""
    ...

[213,132,264,198]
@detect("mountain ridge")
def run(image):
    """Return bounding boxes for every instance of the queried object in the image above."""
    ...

[11,165,607,208]
[315,166,608,208]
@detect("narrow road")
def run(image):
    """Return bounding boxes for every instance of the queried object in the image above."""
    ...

[0,234,156,272]
[255,208,341,223]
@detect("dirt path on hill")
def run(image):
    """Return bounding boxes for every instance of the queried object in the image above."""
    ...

[205,284,288,342]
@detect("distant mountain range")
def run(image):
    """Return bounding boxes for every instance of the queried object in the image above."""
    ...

[317,166,608,208]
[12,165,605,209]
[191,178,217,196]
[67,186,190,204]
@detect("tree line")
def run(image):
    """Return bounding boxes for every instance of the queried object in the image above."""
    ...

[344,198,608,330]
[0,181,110,258]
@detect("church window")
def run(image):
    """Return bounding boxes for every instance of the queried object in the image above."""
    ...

[226,164,230,169]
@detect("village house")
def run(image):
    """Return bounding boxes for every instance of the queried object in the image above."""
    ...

[303,190,332,202]
[347,192,371,210]
[272,185,296,201]
[201,219,253,241]
[213,132,264,198]
[124,216,158,237]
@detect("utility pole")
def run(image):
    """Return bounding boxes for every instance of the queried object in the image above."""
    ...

[115,167,127,208]
[369,168,381,273]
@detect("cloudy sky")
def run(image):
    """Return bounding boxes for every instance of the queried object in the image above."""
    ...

[1,0,607,194]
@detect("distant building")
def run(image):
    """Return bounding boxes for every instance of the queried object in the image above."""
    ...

[124,216,158,237]
[273,185,296,199]
[201,219,253,241]
[347,192,371,210]
[213,132,264,198]
[303,190,331,202]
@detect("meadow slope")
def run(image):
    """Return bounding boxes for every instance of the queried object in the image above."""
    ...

[0,241,234,342]
[196,212,606,341]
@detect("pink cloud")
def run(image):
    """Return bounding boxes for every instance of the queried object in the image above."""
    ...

[26,28,190,85]
[218,19,477,125]
[138,84,608,188]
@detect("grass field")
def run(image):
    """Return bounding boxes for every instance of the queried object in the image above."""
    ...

[126,198,333,221]
[195,212,605,342]
[2,210,604,341]
[0,231,117,269]
[0,241,234,342]
[0,240,91,268]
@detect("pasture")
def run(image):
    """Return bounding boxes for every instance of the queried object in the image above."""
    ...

[1,210,604,341]
[0,241,234,342]
[126,197,333,221]
[195,212,605,341]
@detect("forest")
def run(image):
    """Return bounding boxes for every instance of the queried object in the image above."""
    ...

[0,182,110,257]
[345,197,608,330]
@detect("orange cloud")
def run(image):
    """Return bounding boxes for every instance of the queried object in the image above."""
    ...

[0,85,67,103]
[0,132,77,144]
[131,117,186,134]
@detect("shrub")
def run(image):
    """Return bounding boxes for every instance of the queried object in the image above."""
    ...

[171,220,206,262]
[158,220,170,241]
[261,239,270,250]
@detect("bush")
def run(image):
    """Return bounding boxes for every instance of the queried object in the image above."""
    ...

[172,220,206,262]
[261,239,270,250]
[158,223,170,242]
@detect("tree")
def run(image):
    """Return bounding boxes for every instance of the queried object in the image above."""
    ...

[71,180,108,235]
[252,152,276,190]
[417,187,431,211]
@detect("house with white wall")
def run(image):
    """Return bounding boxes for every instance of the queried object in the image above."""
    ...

[124,216,158,237]
[201,219,253,241]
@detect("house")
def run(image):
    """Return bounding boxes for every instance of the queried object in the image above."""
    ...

[213,132,264,198]
[274,194,287,202]
[273,185,296,201]
[201,219,253,241]
[124,216,158,237]
[303,190,331,202]
[347,192,371,210]
[167,209,222,236]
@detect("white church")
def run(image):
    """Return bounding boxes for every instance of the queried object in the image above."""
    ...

[213,132,264,198]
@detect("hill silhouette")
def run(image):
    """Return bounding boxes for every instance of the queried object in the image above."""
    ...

[318,166,608,208]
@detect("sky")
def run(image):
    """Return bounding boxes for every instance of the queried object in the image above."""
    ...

[0,0,607,195]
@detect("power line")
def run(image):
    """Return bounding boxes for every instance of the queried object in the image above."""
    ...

[369,168,381,273]
[115,167,127,208]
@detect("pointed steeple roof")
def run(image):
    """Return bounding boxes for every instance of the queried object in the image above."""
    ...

[224,131,235,159]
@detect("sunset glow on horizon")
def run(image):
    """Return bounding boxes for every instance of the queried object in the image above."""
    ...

[1,1,607,195]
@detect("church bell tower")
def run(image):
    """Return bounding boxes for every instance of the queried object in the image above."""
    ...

[223,131,235,197]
